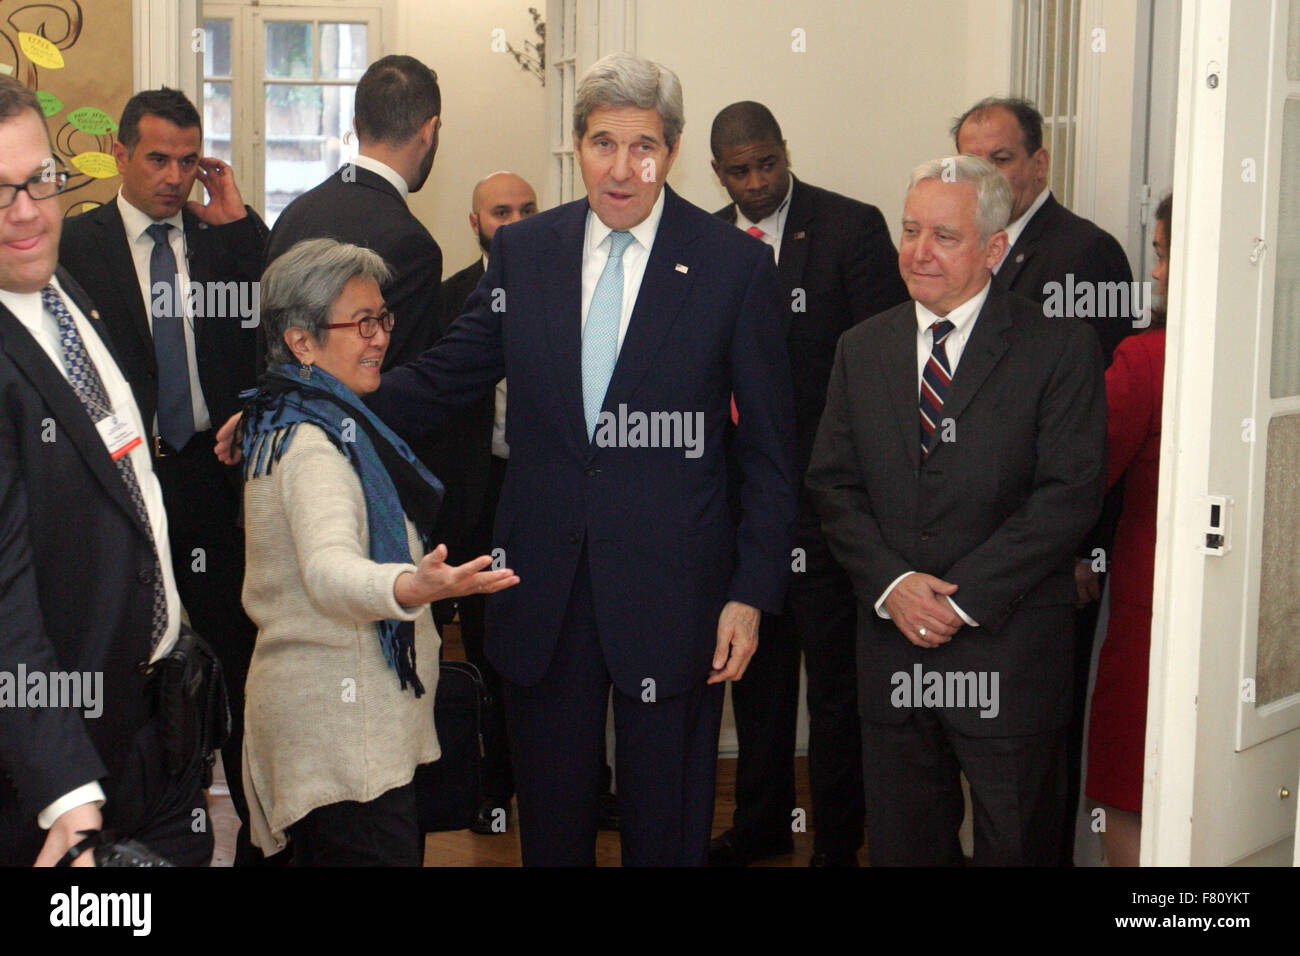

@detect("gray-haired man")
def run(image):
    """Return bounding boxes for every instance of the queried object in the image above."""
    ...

[807,155,1106,865]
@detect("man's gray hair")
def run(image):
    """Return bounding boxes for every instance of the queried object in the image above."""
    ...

[573,51,684,149]
[260,238,392,365]
[907,155,1013,242]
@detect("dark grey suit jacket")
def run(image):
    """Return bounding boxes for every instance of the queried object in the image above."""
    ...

[807,286,1106,735]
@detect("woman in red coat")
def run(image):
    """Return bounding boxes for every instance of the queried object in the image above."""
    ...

[1085,195,1171,866]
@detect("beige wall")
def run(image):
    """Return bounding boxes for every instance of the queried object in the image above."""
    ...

[395,1,548,273]
[635,0,1013,238]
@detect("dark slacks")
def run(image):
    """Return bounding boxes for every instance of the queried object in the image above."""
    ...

[287,781,422,866]
[730,527,864,856]
[152,433,258,862]
[503,550,724,866]
[861,709,1066,866]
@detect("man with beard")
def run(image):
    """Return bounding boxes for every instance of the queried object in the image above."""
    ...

[265,55,444,369]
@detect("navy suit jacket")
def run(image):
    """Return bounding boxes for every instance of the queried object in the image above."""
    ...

[368,186,798,699]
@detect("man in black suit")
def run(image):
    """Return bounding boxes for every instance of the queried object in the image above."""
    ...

[954,96,1134,861]
[806,155,1106,865]
[265,55,443,371]
[434,171,537,833]
[707,101,909,867]
[58,87,265,863]
[0,77,210,866]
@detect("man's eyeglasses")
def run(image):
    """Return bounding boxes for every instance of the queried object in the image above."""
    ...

[323,310,395,338]
[0,169,70,209]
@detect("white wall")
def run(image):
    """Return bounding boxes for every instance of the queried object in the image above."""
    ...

[635,0,1014,237]
[395,1,549,272]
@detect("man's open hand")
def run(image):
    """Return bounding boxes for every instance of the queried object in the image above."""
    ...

[708,600,761,684]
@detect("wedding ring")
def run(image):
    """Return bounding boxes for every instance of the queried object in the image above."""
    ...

[918,626,928,638]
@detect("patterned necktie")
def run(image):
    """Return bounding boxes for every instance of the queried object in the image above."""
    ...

[919,319,956,460]
[582,229,635,438]
[42,284,168,649]
[146,222,194,451]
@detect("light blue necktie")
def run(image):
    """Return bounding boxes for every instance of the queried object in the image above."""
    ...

[146,222,194,451]
[582,229,635,438]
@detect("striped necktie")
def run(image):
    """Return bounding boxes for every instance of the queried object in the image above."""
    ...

[919,319,955,460]
[42,284,169,649]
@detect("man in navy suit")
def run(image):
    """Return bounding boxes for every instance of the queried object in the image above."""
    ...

[355,52,797,865]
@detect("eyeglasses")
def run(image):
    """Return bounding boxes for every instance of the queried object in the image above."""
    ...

[0,170,70,209]
[323,310,395,338]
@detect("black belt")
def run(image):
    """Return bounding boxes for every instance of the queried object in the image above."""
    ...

[152,429,214,458]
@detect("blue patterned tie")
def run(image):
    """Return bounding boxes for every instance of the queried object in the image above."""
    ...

[582,229,635,438]
[42,284,168,650]
[146,222,194,451]
[919,319,955,459]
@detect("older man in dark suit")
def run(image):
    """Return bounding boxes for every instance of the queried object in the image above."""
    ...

[306,52,797,866]
[807,155,1106,865]
[707,101,909,867]
[954,95,1135,861]
[59,86,265,862]
[0,77,210,866]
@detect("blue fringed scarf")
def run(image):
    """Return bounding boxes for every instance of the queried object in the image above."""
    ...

[240,363,444,697]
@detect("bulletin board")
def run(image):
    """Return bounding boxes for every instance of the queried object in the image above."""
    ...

[0,0,134,216]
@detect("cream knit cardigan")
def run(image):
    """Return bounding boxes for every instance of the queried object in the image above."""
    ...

[240,425,440,854]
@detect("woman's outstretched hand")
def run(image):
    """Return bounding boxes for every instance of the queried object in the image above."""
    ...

[394,544,520,607]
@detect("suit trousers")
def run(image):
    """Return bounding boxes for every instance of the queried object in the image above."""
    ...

[151,434,258,861]
[502,547,724,866]
[861,708,1066,866]
[730,528,864,856]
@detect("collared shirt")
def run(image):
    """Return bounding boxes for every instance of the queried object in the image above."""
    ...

[873,278,995,629]
[580,187,666,353]
[1,276,184,829]
[995,185,1051,273]
[351,153,409,202]
[483,252,509,459]
[733,174,795,264]
[116,190,211,434]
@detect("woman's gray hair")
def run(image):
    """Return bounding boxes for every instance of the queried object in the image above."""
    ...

[573,51,684,149]
[260,238,392,365]
[906,155,1013,243]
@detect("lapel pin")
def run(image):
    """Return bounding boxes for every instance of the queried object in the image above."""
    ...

[1015,253,1025,263]
[791,231,806,240]
[675,263,688,273]
[90,310,100,319]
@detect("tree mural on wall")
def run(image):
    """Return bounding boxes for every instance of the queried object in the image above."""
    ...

[0,0,134,215]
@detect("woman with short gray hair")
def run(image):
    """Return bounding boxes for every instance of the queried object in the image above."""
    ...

[239,237,518,865]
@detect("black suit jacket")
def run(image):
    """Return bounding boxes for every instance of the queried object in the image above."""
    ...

[58,200,267,431]
[717,176,910,505]
[0,270,167,861]
[266,165,442,370]
[806,287,1106,736]
[995,192,1134,365]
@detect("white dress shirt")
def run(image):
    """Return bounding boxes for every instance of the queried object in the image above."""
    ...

[580,188,666,353]
[995,186,1051,273]
[350,153,409,202]
[733,174,795,264]
[116,190,211,434]
[0,277,183,829]
[874,279,995,629]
